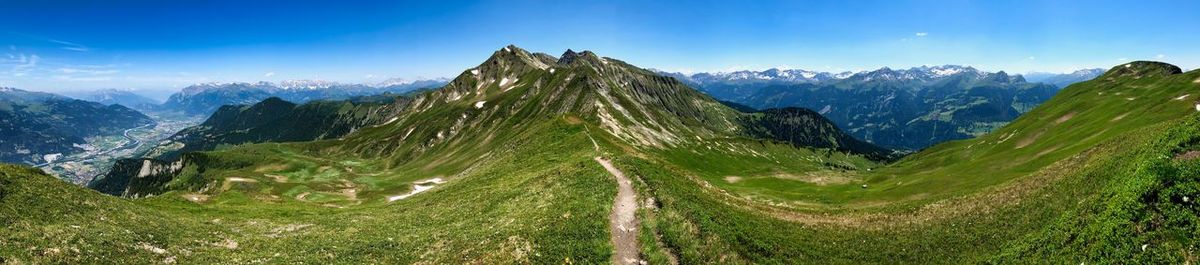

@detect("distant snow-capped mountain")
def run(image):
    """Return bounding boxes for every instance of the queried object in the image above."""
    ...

[659,65,991,86]
[161,78,448,116]
[371,77,450,88]
[657,65,1105,150]
[662,65,1099,90]
[277,79,339,90]
[64,88,161,111]
[1023,68,1105,88]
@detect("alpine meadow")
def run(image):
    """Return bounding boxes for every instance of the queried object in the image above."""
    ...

[2,1,1199,264]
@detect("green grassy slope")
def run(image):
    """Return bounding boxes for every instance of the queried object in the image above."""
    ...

[711,61,1199,210]
[4,46,879,263]
[1,48,1196,264]
[3,119,617,263]
[627,62,1200,263]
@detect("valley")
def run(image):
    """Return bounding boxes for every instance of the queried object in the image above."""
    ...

[5,2,1200,263]
[36,113,203,184]
[2,44,1197,264]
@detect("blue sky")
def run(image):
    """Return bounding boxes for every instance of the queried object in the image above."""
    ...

[1,0,1197,93]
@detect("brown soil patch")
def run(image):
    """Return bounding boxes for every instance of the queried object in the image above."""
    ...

[770,171,856,186]
[1055,112,1076,124]
[253,164,289,173]
[1175,150,1200,161]
[564,115,583,124]
[723,176,743,183]
[264,174,288,183]
[221,177,259,191]
[1036,145,1062,157]
[182,193,209,203]
[1015,130,1045,149]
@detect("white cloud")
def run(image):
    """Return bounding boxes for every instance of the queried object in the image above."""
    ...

[53,75,112,82]
[3,53,40,77]
[264,72,275,77]
[1027,56,1036,60]
[48,39,90,52]
[915,32,928,37]
[1156,54,1165,59]
[1117,58,1128,61]
[365,74,375,79]
[58,67,119,75]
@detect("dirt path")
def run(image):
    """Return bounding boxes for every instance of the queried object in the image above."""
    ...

[595,157,639,265]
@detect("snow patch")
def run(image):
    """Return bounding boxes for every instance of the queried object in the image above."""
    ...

[932,68,962,77]
[549,68,555,74]
[499,77,519,91]
[387,178,446,202]
[1173,94,1190,101]
[470,68,479,76]
[474,101,486,109]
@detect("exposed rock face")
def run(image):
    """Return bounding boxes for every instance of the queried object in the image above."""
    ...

[89,157,186,197]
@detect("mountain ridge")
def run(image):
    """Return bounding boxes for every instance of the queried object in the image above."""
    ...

[6,46,1198,263]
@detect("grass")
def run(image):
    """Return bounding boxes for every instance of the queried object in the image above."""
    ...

[2,53,1197,264]
[626,113,1199,263]
[2,118,617,263]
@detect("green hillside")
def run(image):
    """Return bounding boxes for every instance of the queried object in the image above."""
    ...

[2,45,1198,265]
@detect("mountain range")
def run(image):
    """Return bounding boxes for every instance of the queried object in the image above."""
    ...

[1023,68,1106,88]
[63,89,162,112]
[91,45,892,197]
[2,46,1198,263]
[660,65,1099,149]
[160,78,447,116]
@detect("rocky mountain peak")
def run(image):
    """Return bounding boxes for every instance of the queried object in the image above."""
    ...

[558,49,580,64]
